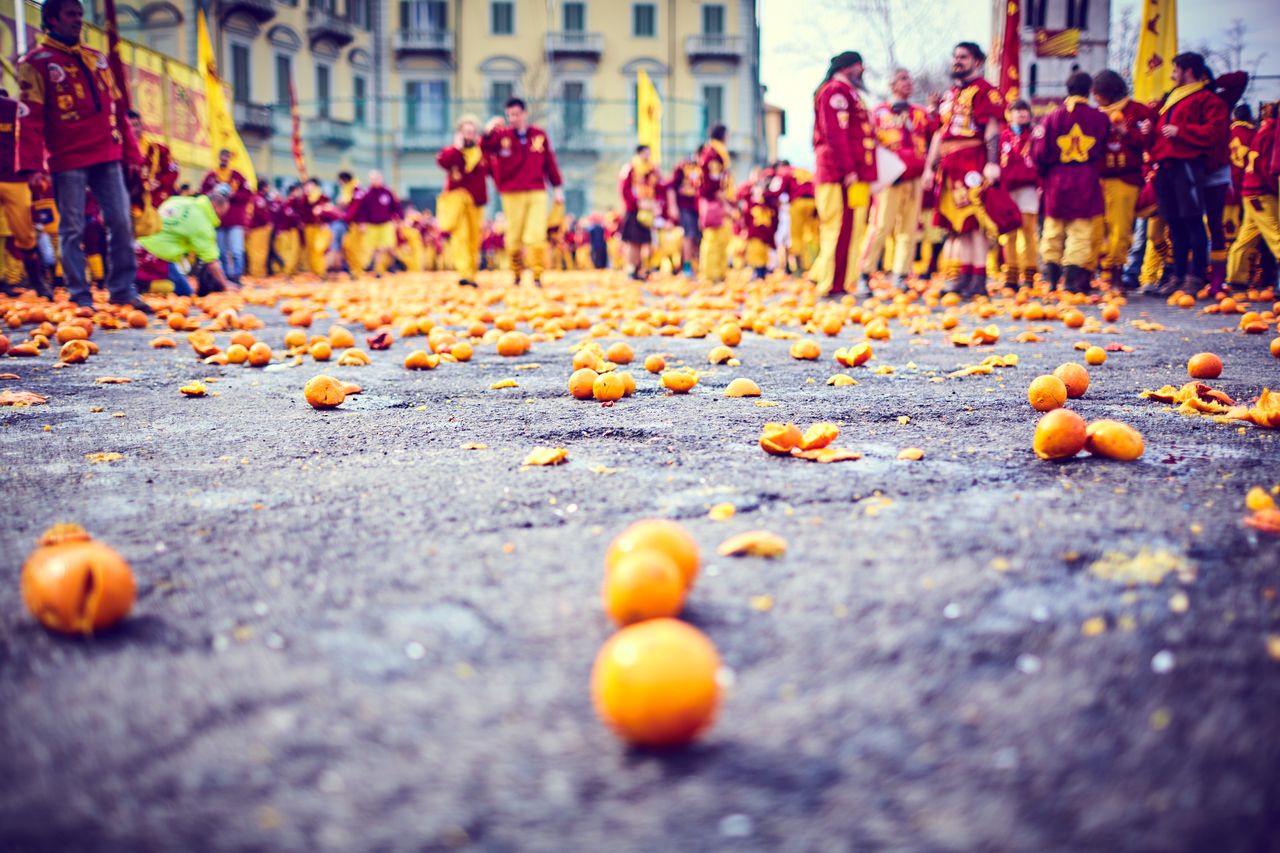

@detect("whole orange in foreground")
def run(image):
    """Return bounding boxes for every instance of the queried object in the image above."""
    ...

[1187,352,1222,379]
[602,550,686,626]
[569,367,598,399]
[1053,362,1090,399]
[22,524,135,634]
[1271,337,1280,358]
[1084,419,1145,461]
[593,371,625,402]
[1028,374,1068,412]
[1033,408,1087,460]
[1084,346,1107,366]
[304,375,347,409]
[606,519,701,589]
[591,618,722,748]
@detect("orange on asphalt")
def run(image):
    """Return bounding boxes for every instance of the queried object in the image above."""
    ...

[1271,337,1280,358]
[1084,346,1107,366]
[601,549,686,626]
[591,618,721,748]
[593,371,625,402]
[569,367,599,399]
[606,519,701,589]
[22,524,135,635]
[1187,352,1223,379]
[718,322,742,346]
[606,342,634,364]
[661,369,698,393]
[1102,304,1121,323]
[247,342,273,366]
[644,354,666,373]
[1084,419,1145,461]
[496,330,529,356]
[759,422,803,455]
[1034,408,1087,460]
[1053,362,1090,398]
[304,375,347,409]
[1028,374,1068,411]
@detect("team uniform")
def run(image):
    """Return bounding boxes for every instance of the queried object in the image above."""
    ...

[0,96,42,293]
[346,185,402,275]
[934,78,1004,235]
[1225,119,1257,247]
[436,143,488,282]
[744,185,780,277]
[619,157,660,246]
[1225,118,1279,287]
[781,166,817,273]
[997,123,1040,285]
[1095,97,1154,283]
[668,157,703,252]
[245,188,273,278]
[858,101,931,281]
[481,123,562,283]
[131,131,177,238]
[698,140,733,282]
[809,75,877,295]
[200,166,251,279]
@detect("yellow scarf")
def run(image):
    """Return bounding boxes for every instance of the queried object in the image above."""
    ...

[1098,97,1130,117]
[1160,80,1209,115]
[630,155,653,180]
[1064,95,1089,112]
[707,139,730,168]
[461,145,483,172]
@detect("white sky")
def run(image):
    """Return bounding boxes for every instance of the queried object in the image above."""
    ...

[760,0,1280,170]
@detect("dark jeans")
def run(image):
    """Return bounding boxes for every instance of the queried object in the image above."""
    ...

[1154,160,1208,280]
[52,161,138,305]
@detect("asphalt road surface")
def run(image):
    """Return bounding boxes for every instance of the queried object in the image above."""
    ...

[2,277,1278,852]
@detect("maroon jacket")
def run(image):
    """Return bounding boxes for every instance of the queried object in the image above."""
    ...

[1241,119,1276,198]
[436,144,488,206]
[347,185,402,225]
[1031,96,1109,220]
[1099,99,1154,186]
[998,125,1038,190]
[1149,84,1228,163]
[201,168,252,228]
[481,124,562,194]
[812,76,877,186]
[0,96,26,182]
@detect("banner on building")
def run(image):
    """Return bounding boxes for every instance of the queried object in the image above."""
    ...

[1034,28,1081,58]
[1133,0,1178,104]
[997,0,1022,108]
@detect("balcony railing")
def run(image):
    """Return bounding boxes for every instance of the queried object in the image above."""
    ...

[685,33,746,62]
[393,29,455,57]
[306,7,355,47]
[221,0,275,23]
[397,128,452,153]
[310,117,355,148]
[234,101,275,135]
[545,31,603,60]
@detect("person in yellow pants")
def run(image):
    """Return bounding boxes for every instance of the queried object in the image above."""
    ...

[697,125,734,283]
[437,116,488,286]
[1225,117,1279,287]
[1139,216,1170,288]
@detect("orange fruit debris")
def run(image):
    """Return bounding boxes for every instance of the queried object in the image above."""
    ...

[1271,337,1280,358]
[660,369,698,393]
[1084,419,1145,461]
[1033,408,1087,460]
[707,344,734,364]
[789,339,821,360]
[150,336,176,349]
[759,422,803,455]
[718,322,743,346]
[22,524,135,634]
[798,422,839,450]
[606,519,701,589]
[591,618,721,748]
[1084,346,1107,366]
[166,313,186,331]
[225,344,249,364]
[1028,374,1068,412]
[601,549,686,626]
[593,371,625,402]
[1062,309,1085,329]
[451,341,474,361]
[569,367,598,399]
[1101,304,1121,323]
[1187,352,1223,379]
[303,375,347,409]
[58,339,90,364]
[328,325,356,348]
[404,349,435,370]
[496,330,529,356]
[247,342,273,367]
[606,342,634,364]
[724,378,761,397]
[309,340,332,361]
[1053,362,1090,398]
[644,354,666,373]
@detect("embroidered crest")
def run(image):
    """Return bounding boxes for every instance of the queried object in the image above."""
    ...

[1032,125,1046,139]
[16,102,29,118]
[47,63,66,84]
[829,93,849,110]
[96,54,108,70]
[531,134,545,153]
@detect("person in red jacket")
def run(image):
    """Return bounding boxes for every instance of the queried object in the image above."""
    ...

[0,92,45,297]
[1225,107,1278,288]
[857,68,932,289]
[1091,70,1154,289]
[666,151,703,276]
[1146,52,1229,295]
[619,144,660,280]
[16,0,147,311]
[200,149,252,282]
[997,100,1040,287]
[697,125,734,282]
[923,42,1005,297]
[809,51,877,297]
[481,97,563,287]
[436,115,488,287]
[347,170,402,277]
[1032,71,1110,294]
[744,177,781,279]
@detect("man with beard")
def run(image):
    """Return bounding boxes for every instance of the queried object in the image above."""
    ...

[923,42,1004,297]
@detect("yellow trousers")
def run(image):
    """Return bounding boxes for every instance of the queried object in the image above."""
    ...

[1040,217,1096,268]
[245,226,271,277]
[1226,195,1280,285]
[396,229,425,272]
[274,229,301,276]
[858,178,922,278]
[1223,203,1242,246]
[789,196,819,271]
[344,225,368,274]
[1100,179,1140,271]
[699,223,731,282]
[500,189,548,280]
[0,182,36,250]
[746,237,771,269]
[809,182,867,295]
[1140,217,1170,286]
[999,212,1038,282]
[449,198,483,279]
[304,224,331,275]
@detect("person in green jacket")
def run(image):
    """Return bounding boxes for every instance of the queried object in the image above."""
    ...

[138,187,235,295]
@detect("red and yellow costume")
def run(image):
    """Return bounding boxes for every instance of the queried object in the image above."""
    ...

[1226,117,1278,286]
[1095,97,1154,277]
[1031,95,1110,271]
[933,77,1003,234]
[997,123,1040,284]
[436,143,488,281]
[858,100,931,279]
[697,139,733,281]
[809,75,876,294]
[481,123,562,281]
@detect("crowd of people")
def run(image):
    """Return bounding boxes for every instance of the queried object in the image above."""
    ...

[3,0,1277,306]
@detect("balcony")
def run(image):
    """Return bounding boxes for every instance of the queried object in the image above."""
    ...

[396,128,451,153]
[221,0,275,24]
[685,33,746,63]
[306,8,355,48]
[393,29,455,59]
[309,117,355,148]
[234,101,275,136]
[545,31,603,61]
[557,126,601,153]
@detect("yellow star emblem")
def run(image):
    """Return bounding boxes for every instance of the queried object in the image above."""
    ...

[1057,123,1095,164]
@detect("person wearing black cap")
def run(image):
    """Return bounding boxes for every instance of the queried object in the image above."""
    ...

[922,42,1005,297]
[809,50,877,297]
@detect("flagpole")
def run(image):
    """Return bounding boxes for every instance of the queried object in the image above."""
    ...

[15,0,27,59]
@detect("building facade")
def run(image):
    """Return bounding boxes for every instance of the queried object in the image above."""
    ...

[993,0,1111,107]
[107,0,767,216]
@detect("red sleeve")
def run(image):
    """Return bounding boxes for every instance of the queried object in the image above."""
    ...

[542,134,562,188]
[971,83,1004,128]
[1271,123,1280,178]
[1260,125,1278,185]
[1121,103,1150,150]
[200,172,218,193]
[436,146,461,170]
[480,129,503,156]
[16,59,46,173]
[816,87,857,178]
[619,167,635,207]
[391,193,403,219]
[158,147,179,195]
[1178,94,1229,149]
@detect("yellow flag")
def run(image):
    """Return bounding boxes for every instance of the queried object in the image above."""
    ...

[197,10,257,187]
[1132,0,1178,104]
[636,69,662,165]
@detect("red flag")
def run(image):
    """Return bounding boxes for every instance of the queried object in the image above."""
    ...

[102,0,131,111]
[997,0,1021,109]
[289,80,308,182]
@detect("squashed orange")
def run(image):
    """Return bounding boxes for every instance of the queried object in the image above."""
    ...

[22,524,135,634]
[1053,362,1090,399]
[304,375,347,409]
[759,422,803,455]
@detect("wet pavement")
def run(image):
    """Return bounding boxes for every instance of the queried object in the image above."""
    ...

[1,277,1279,852]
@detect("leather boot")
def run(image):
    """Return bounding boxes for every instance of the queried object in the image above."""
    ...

[1042,262,1062,289]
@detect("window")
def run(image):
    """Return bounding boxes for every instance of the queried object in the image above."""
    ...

[275,54,293,107]
[316,65,331,118]
[353,75,367,126]
[491,1,514,35]
[1028,63,1038,97]
[633,3,655,37]
[563,81,585,137]
[402,0,446,31]
[408,187,437,212]
[563,1,585,31]
[488,80,514,117]
[1027,0,1046,28]
[230,43,251,104]
[1067,0,1089,30]
[701,3,724,35]
[702,85,723,136]
[406,80,449,133]
[351,0,371,29]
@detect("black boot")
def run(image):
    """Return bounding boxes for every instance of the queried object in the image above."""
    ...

[1042,262,1062,289]
[965,272,989,298]
[22,251,51,299]
[1064,265,1089,294]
